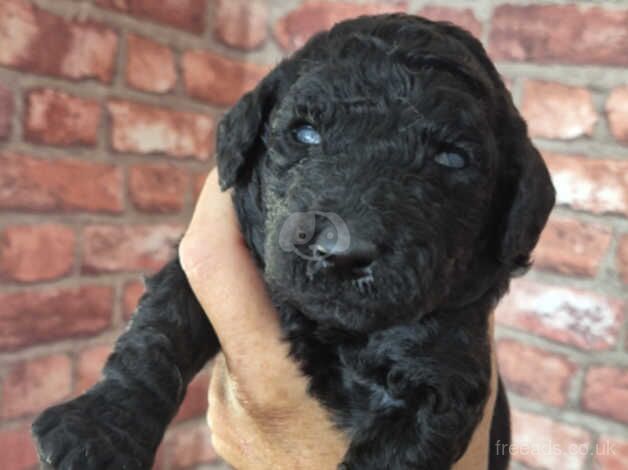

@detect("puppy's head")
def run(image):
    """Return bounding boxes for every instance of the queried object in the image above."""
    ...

[216,14,555,332]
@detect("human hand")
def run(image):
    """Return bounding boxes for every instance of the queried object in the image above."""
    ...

[179,169,349,470]
[179,168,498,470]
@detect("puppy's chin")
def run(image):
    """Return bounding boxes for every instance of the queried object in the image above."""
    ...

[275,286,409,333]
[264,259,428,333]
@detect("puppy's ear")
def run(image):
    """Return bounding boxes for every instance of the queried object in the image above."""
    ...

[216,69,281,190]
[498,118,555,270]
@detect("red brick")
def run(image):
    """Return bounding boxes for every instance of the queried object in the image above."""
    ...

[96,0,206,33]
[521,81,597,139]
[489,5,628,67]
[108,100,215,160]
[496,339,577,407]
[82,224,183,274]
[0,224,75,282]
[0,354,72,419]
[173,370,210,423]
[606,86,628,145]
[0,153,123,213]
[545,153,628,216]
[123,280,144,319]
[508,409,591,469]
[0,83,13,139]
[534,217,612,277]
[0,0,117,82]
[182,50,269,107]
[129,164,187,213]
[212,0,268,50]
[126,34,176,93]
[0,425,39,470]
[496,279,624,351]
[24,89,100,146]
[595,435,628,470]
[582,367,628,424]
[418,6,482,38]
[618,235,628,285]
[274,1,408,52]
[0,285,113,351]
[163,422,218,469]
[76,344,112,393]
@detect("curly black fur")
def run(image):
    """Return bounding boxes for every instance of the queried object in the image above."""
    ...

[33,14,555,470]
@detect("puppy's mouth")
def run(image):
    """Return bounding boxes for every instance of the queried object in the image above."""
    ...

[306,258,377,294]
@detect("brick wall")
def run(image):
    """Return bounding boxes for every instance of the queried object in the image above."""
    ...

[0,1,626,469]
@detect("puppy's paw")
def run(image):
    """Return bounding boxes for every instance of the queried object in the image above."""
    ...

[32,393,152,470]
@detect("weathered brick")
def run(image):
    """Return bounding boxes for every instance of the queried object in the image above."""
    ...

[595,435,628,470]
[82,224,183,274]
[123,279,144,319]
[545,153,628,216]
[618,235,628,285]
[96,0,206,33]
[108,101,215,160]
[0,354,72,419]
[163,422,218,469]
[606,86,628,145]
[0,224,75,282]
[496,339,576,407]
[508,409,591,469]
[533,217,612,277]
[0,83,13,140]
[0,425,39,470]
[521,81,597,139]
[489,5,628,66]
[76,344,112,393]
[182,50,269,107]
[0,0,118,82]
[25,89,101,146]
[418,6,482,38]
[0,285,113,351]
[582,367,628,424]
[212,0,268,50]
[126,34,176,93]
[173,370,210,423]
[0,154,123,213]
[496,279,624,351]
[129,164,187,213]
[274,1,407,52]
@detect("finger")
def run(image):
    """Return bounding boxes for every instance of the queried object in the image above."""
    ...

[207,357,242,469]
[208,354,228,422]
[179,169,297,381]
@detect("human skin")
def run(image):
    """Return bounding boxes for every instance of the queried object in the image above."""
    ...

[179,168,497,470]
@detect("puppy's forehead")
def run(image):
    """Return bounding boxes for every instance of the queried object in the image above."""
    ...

[278,58,491,136]
[295,23,493,90]
[284,39,494,114]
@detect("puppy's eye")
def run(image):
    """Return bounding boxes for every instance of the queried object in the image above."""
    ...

[293,124,322,145]
[434,151,467,169]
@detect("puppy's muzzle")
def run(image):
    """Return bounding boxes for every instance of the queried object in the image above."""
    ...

[313,230,378,272]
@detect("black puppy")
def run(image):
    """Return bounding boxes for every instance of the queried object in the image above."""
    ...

[33,14,555,470]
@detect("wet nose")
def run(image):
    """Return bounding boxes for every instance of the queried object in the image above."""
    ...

[313,230,378,272]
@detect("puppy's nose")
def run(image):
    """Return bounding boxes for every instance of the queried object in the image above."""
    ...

[313,231,378,272]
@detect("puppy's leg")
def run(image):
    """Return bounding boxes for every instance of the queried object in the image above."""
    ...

[337,319,491,470]
[340,382,488,470]
[32,258,219,470]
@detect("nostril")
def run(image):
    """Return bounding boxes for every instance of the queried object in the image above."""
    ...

[313,245,328,259]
